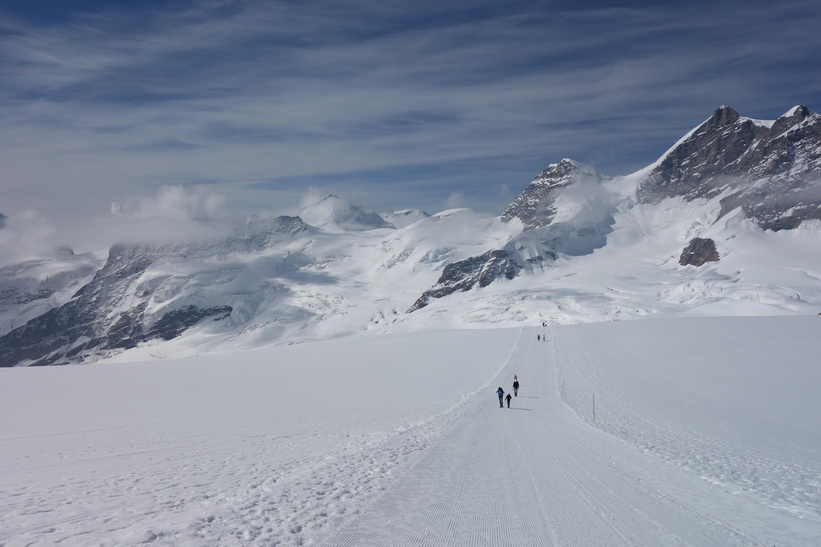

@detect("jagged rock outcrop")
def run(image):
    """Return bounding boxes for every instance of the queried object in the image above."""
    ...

[410,160,616,311]
[638,105,821,230]
[679,238,719,267]
[502,159,610,230]
[408,250,521,312]
[410,105,821,311]
[5,106,821,362]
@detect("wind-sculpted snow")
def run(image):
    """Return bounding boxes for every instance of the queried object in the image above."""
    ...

[2,318,819,545]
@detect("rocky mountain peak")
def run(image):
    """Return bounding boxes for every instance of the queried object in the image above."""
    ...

[501,159,607,230]
[636,105,821,219]
[411,104,821,314]
[770,104,810,135]
[709,105,741,127]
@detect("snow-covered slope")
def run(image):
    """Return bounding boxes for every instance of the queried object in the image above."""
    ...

[2,105,821,366]
[2,105,821,544]
[410,104,821,313]
[0,249,100,335]
[1,317,819,545]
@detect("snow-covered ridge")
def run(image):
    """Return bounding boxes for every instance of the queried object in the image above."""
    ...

[1,105,821,366]
[741,116,776,128]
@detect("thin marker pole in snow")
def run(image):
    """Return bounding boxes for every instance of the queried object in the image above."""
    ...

[592,394,596,424]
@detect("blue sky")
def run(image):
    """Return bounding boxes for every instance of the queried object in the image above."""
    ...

[2,0,821,236]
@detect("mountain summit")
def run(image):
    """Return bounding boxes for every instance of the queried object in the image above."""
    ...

[411,105,821,309]
[2,105,821,365]
[501,159,612,230]
[637,105,821,229]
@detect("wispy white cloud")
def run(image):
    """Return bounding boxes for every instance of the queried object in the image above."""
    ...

[0,209,61,264]
[1,0,820,238]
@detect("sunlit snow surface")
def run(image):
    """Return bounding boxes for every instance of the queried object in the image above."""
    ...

[3,188,821,544]
[1,317,820,545]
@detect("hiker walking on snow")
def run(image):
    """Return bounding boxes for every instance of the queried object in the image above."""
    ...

[513,377,520,397]
[505,392,512,408]
[496,387,505,408]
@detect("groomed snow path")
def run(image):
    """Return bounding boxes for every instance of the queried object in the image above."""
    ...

[2,319,819,546]
[321,326,820,546]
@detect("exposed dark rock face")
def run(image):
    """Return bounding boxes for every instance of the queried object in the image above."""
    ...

[408,250,521,312]
[638,105,821,230]
[502,159,609,230]
[679,238,720,267]
[148,305,233,341]
[638,106,764,202]
[0,288,55,305]
[0,215,308,366]
[410,159,616,311]
[410,105,821,311]
[0,245,235,366]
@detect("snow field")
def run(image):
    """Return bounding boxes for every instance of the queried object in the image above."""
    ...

[0,329,518,546]
[324,317,821,546]
[1,317,820,545]
[555,317,821,526]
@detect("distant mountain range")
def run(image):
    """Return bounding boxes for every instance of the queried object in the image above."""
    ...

[411,105,821,311]
[2,105,820,366]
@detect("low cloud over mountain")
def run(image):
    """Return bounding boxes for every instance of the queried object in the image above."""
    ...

[2,105,821,366]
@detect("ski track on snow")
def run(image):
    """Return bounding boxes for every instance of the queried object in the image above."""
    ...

[2,323,820,546]
[318,330,817,546]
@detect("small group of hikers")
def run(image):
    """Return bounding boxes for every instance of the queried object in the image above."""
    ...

[496,375,520,408]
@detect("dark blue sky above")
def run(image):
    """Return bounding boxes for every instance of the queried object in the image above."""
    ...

[2,0,821,228]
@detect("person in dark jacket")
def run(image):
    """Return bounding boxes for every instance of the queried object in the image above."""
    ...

[513,377,520,397]
[496,387,505,408]
[505,392,512,408]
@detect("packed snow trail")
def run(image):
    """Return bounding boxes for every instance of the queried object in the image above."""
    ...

[1,320,819,546]
[0,330,520,546]
[321,327,817,546]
